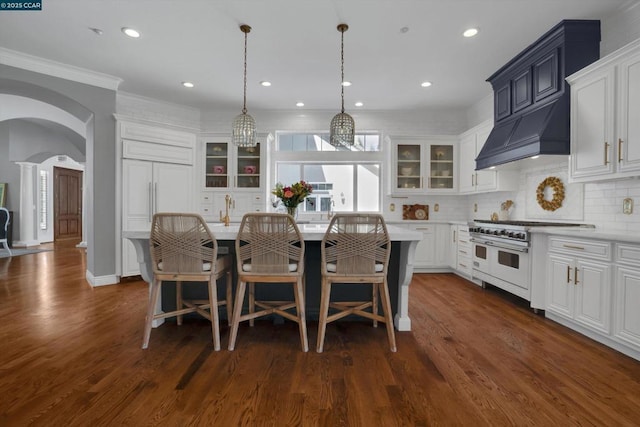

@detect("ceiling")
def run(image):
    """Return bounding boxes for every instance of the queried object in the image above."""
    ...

[0,0,634,112]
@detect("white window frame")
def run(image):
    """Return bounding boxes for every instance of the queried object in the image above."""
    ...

[270,131,385,220]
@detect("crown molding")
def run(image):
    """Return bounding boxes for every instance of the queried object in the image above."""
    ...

[0,47,122,91]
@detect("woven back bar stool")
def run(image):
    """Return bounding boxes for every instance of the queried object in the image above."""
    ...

[142,213,232,350]
[228,213,308,352]
[317,213,396,353]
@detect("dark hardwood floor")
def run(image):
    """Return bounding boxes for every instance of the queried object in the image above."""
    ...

[1,244,639,426]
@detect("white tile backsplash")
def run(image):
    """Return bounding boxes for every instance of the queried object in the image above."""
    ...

[468,161,640,233]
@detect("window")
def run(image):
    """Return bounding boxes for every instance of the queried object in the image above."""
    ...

[272,132,383,215]
[277,132,381,152]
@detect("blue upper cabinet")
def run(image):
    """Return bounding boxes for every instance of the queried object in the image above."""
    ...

[487,20,600,124]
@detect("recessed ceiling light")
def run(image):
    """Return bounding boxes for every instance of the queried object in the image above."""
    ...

[463,28,479,38]
[355,102,363,107]
[530,155,540,159]
[421,81,432,87]
[489,166,496,169]
[89,27,103,36]
[121,27,140,38]
[400,27,409,34]
[182,82,194,88]
[341,81,352,87]
[296,102,305,107]
[260,81,271,87]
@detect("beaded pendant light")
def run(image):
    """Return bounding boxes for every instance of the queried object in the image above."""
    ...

[329,23,355,148]
[232,24,257,147]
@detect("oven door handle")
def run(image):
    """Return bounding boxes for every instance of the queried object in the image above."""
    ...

[471,237,529,253]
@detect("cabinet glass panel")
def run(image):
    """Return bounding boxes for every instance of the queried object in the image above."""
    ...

[429,145,454,189]
[205,142,229,188]
[397,144,422,190]
[236,143,261,188]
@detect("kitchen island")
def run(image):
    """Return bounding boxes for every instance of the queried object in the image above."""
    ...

[123,222,421,331]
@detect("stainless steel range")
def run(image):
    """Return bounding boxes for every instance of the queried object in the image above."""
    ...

[469,220,590,301]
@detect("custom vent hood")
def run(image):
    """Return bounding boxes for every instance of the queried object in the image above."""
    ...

[476,20,601,170]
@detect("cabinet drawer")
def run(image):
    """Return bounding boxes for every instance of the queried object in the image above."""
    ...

[457,255,472,275]
[616,243,640,266]
[549,237,611,261]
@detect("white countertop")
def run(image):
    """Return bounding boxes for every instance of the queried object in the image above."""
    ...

[123,222,422,242]
[529,227,640,244]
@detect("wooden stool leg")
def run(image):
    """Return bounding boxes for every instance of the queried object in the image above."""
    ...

[228,280,246,351]
[225,270,233,326]
[208,276,221,351]
[249,282,255,327]
[372,282,378,328]
[294,277,309,352]
[316,278,332,353]
[142,279,162,349]
[379,279,397,352]
[176,281,183,326]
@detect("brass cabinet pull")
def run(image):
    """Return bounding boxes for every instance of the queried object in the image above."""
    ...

[574,267,579,285]
[604,141,610,165]
[421,176,424,189]
[563,244,585,250]
[453,230,457,243]
[567,265,571,284]
[619,138,624,162]
[459,263,467,268]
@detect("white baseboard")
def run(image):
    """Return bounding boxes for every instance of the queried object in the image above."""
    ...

[85,270,119,287]
[12,240,41,248]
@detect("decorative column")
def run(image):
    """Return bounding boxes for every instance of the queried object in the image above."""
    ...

[14,162,39,247]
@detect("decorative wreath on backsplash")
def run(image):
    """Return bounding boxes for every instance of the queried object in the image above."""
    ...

[536,176,565,211]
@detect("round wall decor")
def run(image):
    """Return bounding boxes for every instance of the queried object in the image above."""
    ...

[536,176,565,211]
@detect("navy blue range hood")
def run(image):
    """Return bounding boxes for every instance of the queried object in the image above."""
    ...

[476,20,601,170]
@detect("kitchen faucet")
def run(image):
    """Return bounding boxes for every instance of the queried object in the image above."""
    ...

[220,194,232,226]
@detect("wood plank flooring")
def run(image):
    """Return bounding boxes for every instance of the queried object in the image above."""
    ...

[1,243,639,426]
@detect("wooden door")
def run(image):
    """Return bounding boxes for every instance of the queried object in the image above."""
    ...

[54,167,82,242]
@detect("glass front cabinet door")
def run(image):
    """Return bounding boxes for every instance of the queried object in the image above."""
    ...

[393,138,456,194]
[429,144,455,190]
[235,144,261,189]
[395,142,423,191]
[205,141,229,188]
[204,140,262,190]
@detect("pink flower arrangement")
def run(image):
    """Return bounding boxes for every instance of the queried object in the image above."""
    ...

[272,180,313,208]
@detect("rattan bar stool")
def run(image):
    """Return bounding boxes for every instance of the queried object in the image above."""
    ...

[228,213,308,352]
[142,213,232,351]
[316,213,397,353]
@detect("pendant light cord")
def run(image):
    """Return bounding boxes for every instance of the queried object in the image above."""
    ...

[242,29,248,114]
[340,28,345,114]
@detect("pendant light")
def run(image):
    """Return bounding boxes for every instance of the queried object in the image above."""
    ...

[232,24,257,147]
[330,23,355,148]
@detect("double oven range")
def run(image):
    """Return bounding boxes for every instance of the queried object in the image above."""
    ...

[469,220,588,302]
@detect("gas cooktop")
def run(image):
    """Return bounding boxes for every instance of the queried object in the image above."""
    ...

[474,220,592,227]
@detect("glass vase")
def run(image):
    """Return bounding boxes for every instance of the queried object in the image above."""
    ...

[286,206,298,220]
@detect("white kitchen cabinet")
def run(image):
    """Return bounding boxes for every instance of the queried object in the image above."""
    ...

[391,137,457,194]
[201,192,264,223]
[119,121,196,277]
[448,224,473,279]
[203,138,263,190]
[458,121,518,194]
[122,160,195,276]
[454,225,472,278]
[568,38,640,182]
[448,225,458,269]
[546,237,612,336]
[405,223,449,271]
[201,137,265,221]
[613,244,640,353]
